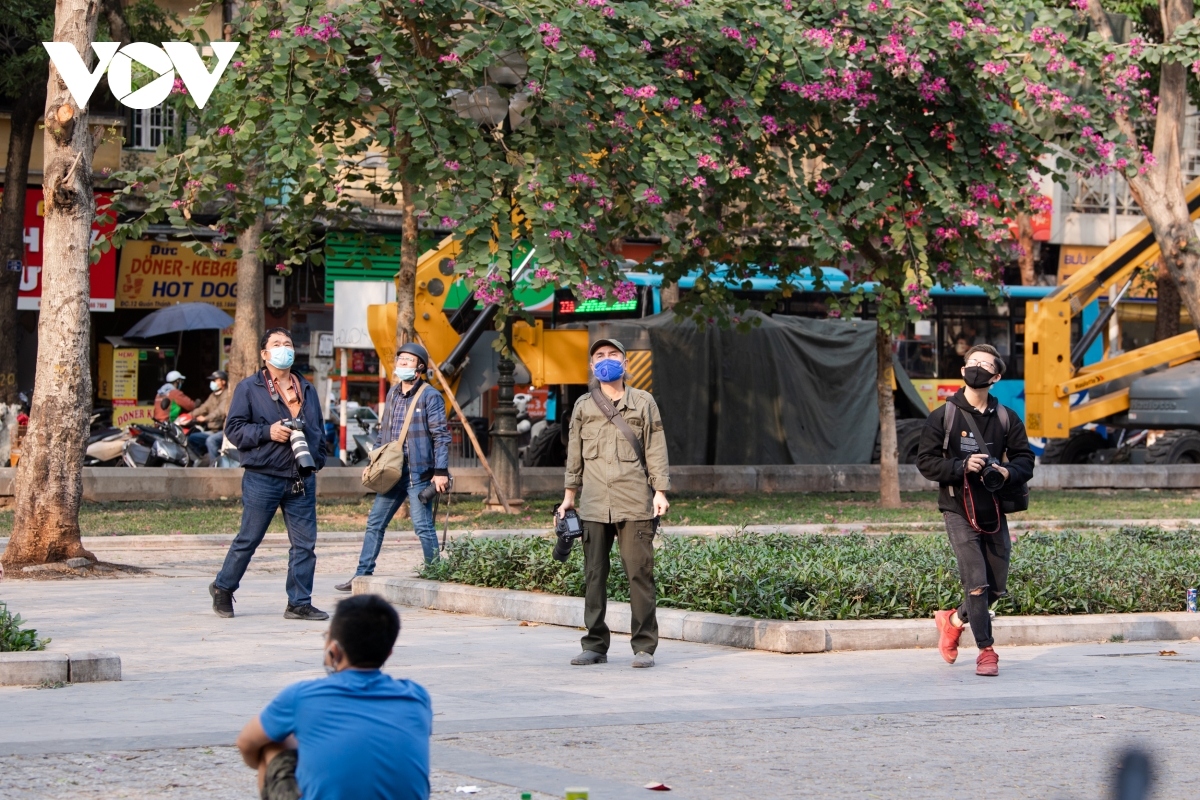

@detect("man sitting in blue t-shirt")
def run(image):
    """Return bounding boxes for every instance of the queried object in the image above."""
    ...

[235,594,432,800]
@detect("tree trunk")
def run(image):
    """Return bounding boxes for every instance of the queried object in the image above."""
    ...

[876,323,901,508]
[226,217,265,388]
[1089,0,1200,335]
[394,165,417,353]
[2,0,101,569]
[0,79,46,405]
[1153,261,1181,342]
[1016,213,1036,286]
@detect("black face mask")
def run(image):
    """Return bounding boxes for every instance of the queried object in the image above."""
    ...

[963,365,997,389]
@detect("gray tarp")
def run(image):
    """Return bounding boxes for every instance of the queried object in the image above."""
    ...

[590,312,880,465]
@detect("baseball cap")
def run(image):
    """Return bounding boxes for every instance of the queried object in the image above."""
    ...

[589,338,626,357]
[207,370,228,381]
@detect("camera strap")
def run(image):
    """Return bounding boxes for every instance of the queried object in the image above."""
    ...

[263,369,303,420]
[589,385,648,478]
[957,406,1002,534]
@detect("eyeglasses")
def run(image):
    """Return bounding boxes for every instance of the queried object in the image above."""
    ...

[965,359,996,369]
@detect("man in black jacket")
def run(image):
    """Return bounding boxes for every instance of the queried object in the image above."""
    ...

[210,328,329,621]
[916,344,1034,677]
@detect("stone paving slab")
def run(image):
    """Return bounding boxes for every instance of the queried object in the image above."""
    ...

[4,575,1200,798]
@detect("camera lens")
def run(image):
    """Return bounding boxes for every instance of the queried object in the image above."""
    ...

[552,534,574,562]
[289,428,317,476]
[981,464,1006,492]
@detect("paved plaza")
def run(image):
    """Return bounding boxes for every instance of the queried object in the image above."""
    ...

[2,533,1199,798]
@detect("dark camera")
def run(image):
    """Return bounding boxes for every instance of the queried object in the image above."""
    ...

[281,418,316,476]
[980,457,1006,492]
[418,482,439,504]
[552,507,583,562]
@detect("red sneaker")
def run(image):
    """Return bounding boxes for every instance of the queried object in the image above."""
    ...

[976,646,999,677]
[934,610,963,664]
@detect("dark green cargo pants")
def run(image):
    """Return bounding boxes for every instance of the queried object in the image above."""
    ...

[581,518,658,655]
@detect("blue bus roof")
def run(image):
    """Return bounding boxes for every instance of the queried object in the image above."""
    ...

[624,265,1054,299]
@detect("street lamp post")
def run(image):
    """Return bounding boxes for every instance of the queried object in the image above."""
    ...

[487,322,522,511]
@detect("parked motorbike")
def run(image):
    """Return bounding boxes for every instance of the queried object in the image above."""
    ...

[122,420,191,467]
[84,409,130,467]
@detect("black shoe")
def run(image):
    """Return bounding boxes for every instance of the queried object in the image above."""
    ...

[284,604,330,621]
[334,578,355,592]
[209,582,234,618]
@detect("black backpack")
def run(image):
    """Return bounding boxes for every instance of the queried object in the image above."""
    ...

[941,402,1030,514]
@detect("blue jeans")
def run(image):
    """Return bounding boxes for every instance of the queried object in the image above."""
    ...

[215,471,318,606]
[187,431,223,460]
[354,469,439,573]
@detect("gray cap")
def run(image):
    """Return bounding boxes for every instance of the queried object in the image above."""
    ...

[589,338,626,357]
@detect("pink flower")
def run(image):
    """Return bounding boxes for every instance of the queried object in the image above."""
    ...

[542,202,556,211]
[641,187,663,205]
[538,23,561,50]
[224,183,237,191]
[439,53,460,64]
[445,160,460,171]
[171,200,184,208]
[663,97,681,111]
[171,77,187,95]
[441,216,459,228]
[730,165,751,178]
[613,281,637,303]
[697,154,721,170]
[534,266,554,280]
[577,281,607,300]
[720,27,743,42]
[567,173,597,188]
[981,61,1008,76]
[275,263,289,274]
[269,29,281,38]
[218,126,236,136]
[760,115,780,135]
[579,46,596,61]
[581,221,597,232]
[641,40,652,52]
[960,210,980,227]
[814,180,830,195]
[548,229,573,240]
[233,61,244,68]
[803,29,835,49]
[622,85,657,99]
[294,25,314,37]
[948,21,965,39]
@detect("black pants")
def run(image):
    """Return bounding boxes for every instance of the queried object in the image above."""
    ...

[581,518,658,655]
[944,511,1011,649]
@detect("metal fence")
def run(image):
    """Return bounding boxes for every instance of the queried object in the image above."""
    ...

[448,420,482,469]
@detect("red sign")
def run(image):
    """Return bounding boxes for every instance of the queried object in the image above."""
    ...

[7,187,117,312]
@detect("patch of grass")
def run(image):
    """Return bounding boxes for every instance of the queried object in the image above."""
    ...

[1109,634,1125,642]
[421,527,1200,621]
[0,489,1197,537]
[0,601,49,651]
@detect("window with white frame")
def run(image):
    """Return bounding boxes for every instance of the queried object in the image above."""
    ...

[126,102,179,150]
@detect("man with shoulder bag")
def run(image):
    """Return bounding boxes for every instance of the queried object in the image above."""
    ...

[916,344,1034,677]
[336,343,450,591]
[558,339,671,669]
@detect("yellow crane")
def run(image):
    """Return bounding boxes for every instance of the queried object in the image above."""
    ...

[1026,176,1200,463]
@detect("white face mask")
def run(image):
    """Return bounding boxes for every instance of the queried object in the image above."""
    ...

[210,380,220,392]
[394,366,418,382]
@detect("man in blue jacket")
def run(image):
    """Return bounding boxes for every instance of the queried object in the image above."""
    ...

[336,343,450,591]
[211,327,329,621]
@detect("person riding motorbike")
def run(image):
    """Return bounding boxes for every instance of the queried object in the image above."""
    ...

[153,370,196,423]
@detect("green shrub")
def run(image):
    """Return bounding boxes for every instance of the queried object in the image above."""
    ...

[0,601,49,652]
[420,528,1200,620]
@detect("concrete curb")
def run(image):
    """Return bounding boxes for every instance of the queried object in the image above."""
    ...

[355,576,1200,654]
[0,651,121,686]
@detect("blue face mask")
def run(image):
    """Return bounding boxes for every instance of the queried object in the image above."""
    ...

[209,380,220,392]
[593,358,625,383]
[394,367,418,382]
[267,346,294,369]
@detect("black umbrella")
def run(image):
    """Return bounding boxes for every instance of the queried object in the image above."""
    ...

[124,302,235,369]
[124,302,234,338]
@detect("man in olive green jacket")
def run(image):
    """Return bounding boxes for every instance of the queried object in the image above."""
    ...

[559,338,671,669]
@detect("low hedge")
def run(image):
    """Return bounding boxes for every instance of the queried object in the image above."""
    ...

[0,601,48,652]
[420,528,1200,620]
